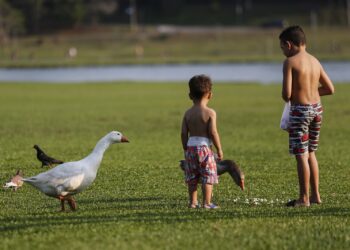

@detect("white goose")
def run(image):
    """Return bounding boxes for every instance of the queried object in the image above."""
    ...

[23,131,129,211]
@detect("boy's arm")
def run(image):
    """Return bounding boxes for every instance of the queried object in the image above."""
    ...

[208,110,223,160]
[181,115,189,151]
[319,65,335,96]
[282,59,292,102]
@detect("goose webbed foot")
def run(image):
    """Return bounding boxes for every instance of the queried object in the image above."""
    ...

[58,196,66,212]
[58,196,77,212]
[67,197,77,211]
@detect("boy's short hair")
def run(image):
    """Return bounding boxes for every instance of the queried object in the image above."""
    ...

[279,25,306,46]
[188,74,212,99]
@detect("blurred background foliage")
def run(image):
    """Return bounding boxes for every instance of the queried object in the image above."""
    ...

[1,0,349,67]
[1,0,350,37]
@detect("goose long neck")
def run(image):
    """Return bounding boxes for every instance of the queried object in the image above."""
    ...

[85,135,111,170]
[93,136,111,155]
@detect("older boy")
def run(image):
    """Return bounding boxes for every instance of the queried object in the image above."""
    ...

[181,74,223,209]
[279,26,335,207]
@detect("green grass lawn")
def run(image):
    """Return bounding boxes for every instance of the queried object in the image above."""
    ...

[0,82,349,250]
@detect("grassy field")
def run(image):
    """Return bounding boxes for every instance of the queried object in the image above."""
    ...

[0,82,349,250]
[1,26,350,67]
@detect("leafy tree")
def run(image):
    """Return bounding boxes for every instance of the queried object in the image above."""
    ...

[0,0,25,38]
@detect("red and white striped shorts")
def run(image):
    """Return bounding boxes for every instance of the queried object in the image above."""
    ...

[289,103,323,155]
[184,145,218,185]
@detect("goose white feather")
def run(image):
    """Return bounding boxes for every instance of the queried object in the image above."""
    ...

[22,131,129,211]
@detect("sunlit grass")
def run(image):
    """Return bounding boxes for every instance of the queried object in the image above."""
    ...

[0,83,349,250]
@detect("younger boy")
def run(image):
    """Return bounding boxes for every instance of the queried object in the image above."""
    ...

[279,26,335,207]
[181,74,223,209]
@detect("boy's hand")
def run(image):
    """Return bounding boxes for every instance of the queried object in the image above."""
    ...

[217,150,223,161]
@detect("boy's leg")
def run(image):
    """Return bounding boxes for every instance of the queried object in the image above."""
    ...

[295,153,311,205]
[308,151,321,204]
[308,104,323,204]
[202,183,213,206]
[188,184,198,207]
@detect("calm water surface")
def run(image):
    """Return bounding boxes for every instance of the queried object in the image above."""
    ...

[0,62,349,83]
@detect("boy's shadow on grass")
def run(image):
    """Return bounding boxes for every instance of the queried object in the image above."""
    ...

[1,197,349,233]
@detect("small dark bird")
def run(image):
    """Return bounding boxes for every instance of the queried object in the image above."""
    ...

[33,145,64,168]
[179,159,245,190]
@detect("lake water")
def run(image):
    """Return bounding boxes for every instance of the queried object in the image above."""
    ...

[0,62,349,84]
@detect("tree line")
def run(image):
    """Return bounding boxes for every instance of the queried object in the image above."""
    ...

[0,0,349,38]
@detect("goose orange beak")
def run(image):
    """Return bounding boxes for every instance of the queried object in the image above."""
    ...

[239,179,245,191]
[121,136,129,143]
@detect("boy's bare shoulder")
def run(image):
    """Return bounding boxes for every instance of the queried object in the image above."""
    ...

[303,52,321,65]
[184,105,197,114]
[183,106,198,119]
[284,52,321,68]
[204,107,217,120]
[183,107,192,119]
[183,106,216,122]
[309,53,322,67]
[283,56,295,69]
[207,107,216,115]
[283,53,299,65]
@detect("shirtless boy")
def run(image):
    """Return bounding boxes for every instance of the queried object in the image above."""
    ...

[279,26,335,207]
[181,74,223,209]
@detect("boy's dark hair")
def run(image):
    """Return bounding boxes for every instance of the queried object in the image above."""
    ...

[188,74,212,99]
[279,25,306,46]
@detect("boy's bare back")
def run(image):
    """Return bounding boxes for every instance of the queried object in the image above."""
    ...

[282,51,333,105]
[280,26,334,104]
[183,105,215,138]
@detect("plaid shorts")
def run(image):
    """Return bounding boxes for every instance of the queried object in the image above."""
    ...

[289,103,323,155]
[184,145,218,185]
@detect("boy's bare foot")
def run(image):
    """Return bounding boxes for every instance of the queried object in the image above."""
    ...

[309,199,322,205]
[286,199,310,207]
[188,202,200,209]
[309,195,322,204]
